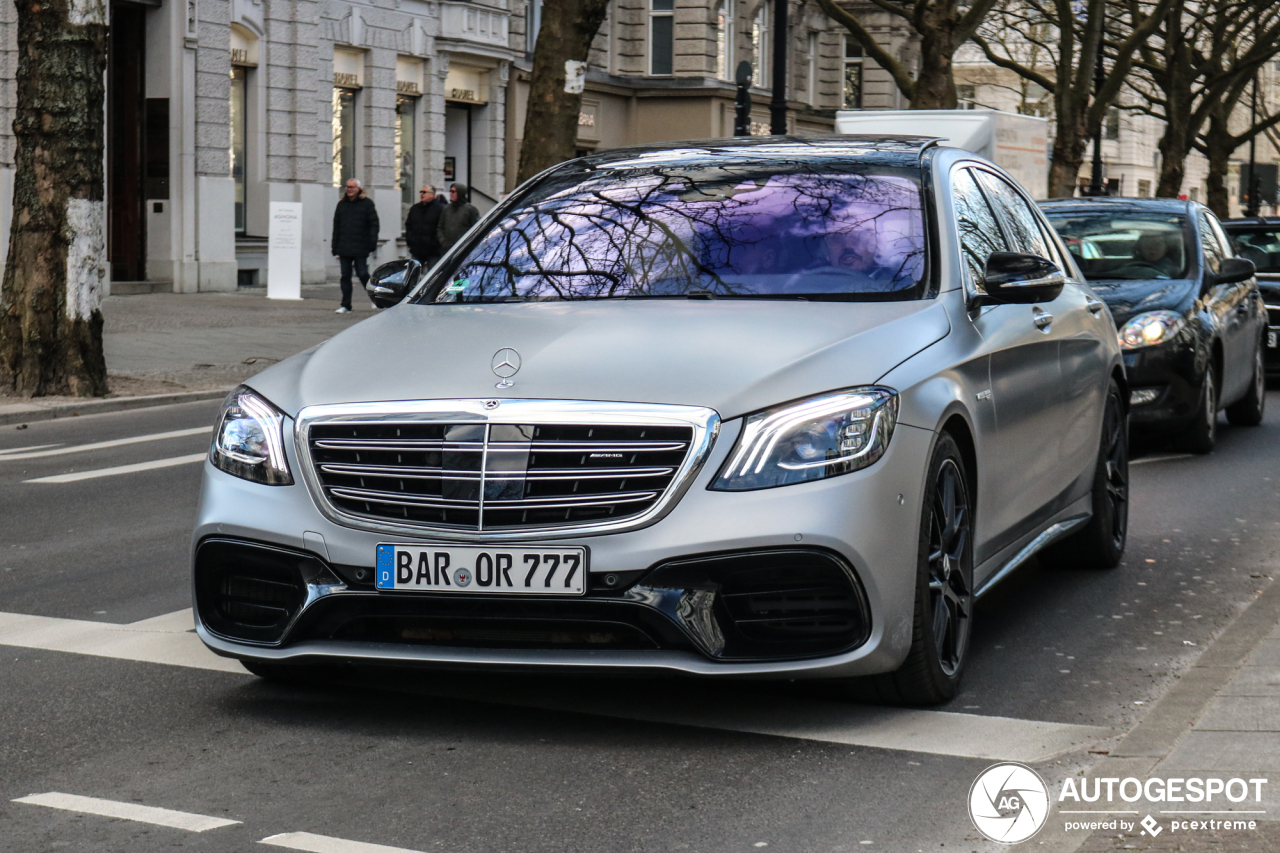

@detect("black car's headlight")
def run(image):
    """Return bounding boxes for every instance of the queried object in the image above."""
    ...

[711,387,898,491]
[210,386,293,485]
[1118,310,1185,350]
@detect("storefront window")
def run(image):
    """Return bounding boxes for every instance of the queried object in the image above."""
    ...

[332,87,356,187]
[716,1,734,81]
[230,67,247,233]
[395,95,417,230]
[650,0,673,76]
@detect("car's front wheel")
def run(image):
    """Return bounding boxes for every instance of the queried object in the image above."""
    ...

[868,432,973,706]
[1226,338,1266,426]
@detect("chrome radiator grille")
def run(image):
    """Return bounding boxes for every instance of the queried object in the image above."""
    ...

[308,421,695,532]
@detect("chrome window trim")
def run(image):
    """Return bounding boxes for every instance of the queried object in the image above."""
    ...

[294,398,721,541]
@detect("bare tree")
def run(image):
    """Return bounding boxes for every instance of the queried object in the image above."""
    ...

[974,0,1172,198]
[0,0,108,397]
[516,0,611,184]
[1126,0,1280,198]
[1197,78,1280,217]
[814,0,1001,109]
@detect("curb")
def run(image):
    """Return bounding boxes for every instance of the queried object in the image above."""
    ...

[0,388,232,427]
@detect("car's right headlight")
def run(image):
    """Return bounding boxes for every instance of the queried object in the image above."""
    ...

[1118,310,1186,350]
[710,387,898,491]
[210,386,293,485]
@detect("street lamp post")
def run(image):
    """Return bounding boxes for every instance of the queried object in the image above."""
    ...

[1087,30,1106,197]
[1247,72,1261,217]
[770,0,788,135]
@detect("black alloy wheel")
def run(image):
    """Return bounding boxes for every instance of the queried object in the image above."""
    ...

[1181,363,1217,454]
[1043,379,1128,569]
[1226,339,1266,426]
[865,432,973,705]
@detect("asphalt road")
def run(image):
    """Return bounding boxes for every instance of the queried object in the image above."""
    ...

[1,396,1278,853]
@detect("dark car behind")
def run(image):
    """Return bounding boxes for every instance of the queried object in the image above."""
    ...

[1222,216,1280,379]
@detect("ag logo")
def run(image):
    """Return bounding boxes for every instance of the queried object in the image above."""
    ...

[968,762,1050,844]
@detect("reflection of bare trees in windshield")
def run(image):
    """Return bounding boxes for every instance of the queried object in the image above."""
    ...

[434,164,927,302]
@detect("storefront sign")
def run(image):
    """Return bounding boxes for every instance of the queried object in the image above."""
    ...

[268,202,303,300]
[444,65,487,104]
[230,26,257,66]
[396,57,424,97]
[333,49,364,89]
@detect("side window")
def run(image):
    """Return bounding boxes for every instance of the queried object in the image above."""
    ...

[1206,214,1234,260]
[973,169,1053,259]
[952,167,1009,287]
[1199,213,1224,275]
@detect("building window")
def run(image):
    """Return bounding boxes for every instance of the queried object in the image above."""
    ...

[1137,178,1151,198]
[807,33,817,105]
[395,95,417,231]
[332,87,356,188]
[752,3,769,87]
[230,66,247,233]
[842,37,862,109]
[1105,107,1120,141]
[650,0,674,76]
[716,1,735,81]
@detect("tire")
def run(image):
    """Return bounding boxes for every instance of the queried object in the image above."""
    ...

[1226,338,1266,426]
[865,433,974,706]
[1041,380,1128,569]
[1180,364,1217,454]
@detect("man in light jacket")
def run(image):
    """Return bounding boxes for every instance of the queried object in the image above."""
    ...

[331,178,380,314]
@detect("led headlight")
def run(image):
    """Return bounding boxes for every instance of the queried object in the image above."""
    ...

[210,386,293,485]
[1118,310,1185,350]
[711,387,898,491]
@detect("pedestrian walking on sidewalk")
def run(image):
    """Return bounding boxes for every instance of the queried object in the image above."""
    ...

[331,178,380,314]
[437,183,480,254]
[404,185,446,268]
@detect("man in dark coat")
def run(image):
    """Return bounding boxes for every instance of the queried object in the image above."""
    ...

[437,183,480,254]
[331,178,380,313]
[404,185,446,268]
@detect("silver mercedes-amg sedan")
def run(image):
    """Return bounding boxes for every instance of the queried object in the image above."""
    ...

[194,137,1127,705]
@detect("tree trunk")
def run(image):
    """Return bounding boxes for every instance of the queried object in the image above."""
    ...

[1203,107,1233,218]
[515,0,610,185]
[1048,104,1089,198]
[910,28,958,109]
[0,0,108,397]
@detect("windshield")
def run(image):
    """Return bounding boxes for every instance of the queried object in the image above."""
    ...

[421,167,928,303]
[1044,212,1189,281]
[1230,229,1280,273]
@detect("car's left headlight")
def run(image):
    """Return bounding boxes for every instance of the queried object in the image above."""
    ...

[711,387,898,491]
[210,386,293,485]
[1118,310,1186,350]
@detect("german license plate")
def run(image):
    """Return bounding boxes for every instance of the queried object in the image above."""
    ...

[1269,330,1277,348]
[375,544,587,595]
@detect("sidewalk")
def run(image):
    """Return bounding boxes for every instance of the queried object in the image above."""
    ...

[1071,576,1280,851]
[0,284,372,423]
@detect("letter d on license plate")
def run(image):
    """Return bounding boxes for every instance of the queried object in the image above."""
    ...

[375,544,587,595]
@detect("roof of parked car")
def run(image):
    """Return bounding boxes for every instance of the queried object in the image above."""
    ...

[1221,216,1280,229]
[568,136,946,173]
[1039,196,1192,215]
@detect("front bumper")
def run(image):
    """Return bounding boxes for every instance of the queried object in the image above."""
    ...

[193,417,935,679]
[1122,341,1203,430]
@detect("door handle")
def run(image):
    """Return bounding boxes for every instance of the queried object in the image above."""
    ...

[1033,310,1053,330]
[1086,297,1105,314]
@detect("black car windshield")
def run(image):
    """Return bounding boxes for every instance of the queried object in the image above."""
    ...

[1230,228,1280,273]
[422,167,927,303]
[1043,211,1189,281]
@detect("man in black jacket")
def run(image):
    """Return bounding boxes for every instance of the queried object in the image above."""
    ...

[331,178,380,314]
[404,185,446,268]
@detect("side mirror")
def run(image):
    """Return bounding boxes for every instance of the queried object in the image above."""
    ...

[975,252,1065,306]
[366,259,421,308]
[1212,256,1255,286]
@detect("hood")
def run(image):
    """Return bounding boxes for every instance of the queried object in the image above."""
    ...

[450,183,470,204]
[249,299,951,421]
[1085,278,1198,326]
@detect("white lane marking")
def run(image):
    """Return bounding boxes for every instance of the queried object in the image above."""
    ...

[0,609,1108,761]
[25,452,207,483]
[260,832,426,853]
[1131,453,1194,466]
[126,608,195,633]
[0,610,245,673]
[0,426,210,461]
[0,443,62,456]
[13,792,240,832]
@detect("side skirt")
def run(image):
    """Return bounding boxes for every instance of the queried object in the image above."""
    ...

[973,506,1092,600]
